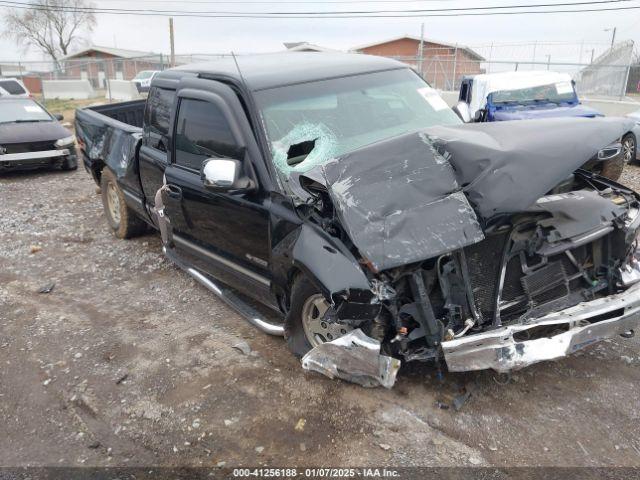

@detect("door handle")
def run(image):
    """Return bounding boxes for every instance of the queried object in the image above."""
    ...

[166,184,183,199]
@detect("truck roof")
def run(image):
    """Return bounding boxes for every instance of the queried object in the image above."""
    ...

[165,52,408,91]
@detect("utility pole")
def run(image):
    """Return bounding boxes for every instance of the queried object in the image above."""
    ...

[578,39,584,64]
[605,27,617,49]
[169,17,176,68]
[417,23,424,78]
[546,54,551,70]
[488,42,493,73]
[532,40,537,64]
[611,26,616,48]
[590,48,595,64]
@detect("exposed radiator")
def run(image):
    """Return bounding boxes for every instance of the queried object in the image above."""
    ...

[463,232,509,320]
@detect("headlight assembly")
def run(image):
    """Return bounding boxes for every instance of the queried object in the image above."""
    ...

[55,135,76,147]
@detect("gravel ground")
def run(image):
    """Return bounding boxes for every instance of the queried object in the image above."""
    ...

[1,164,640,468]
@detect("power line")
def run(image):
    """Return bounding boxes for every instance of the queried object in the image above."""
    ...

[0,0,632,15]
[1,0,639,17]
[97,0,461,3]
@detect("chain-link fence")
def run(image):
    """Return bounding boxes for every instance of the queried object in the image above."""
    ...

[369,42,635,100]
[0,55,167,102]
[1,41,636,104]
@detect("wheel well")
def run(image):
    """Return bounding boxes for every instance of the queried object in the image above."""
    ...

[282,266,302,311]
[92,160,106,184]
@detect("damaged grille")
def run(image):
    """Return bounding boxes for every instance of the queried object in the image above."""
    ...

[463,232,509,320]
[499,244,601,323]
[465,229,608,325]
[2,141,57,154]
[520,260,569,303]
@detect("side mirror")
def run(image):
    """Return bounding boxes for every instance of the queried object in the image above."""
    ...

[54,113,64,121]
[201,158,252,191]
[452,101,471,123]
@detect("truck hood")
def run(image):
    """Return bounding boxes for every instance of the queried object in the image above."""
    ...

[492,103,602,121]
[298,117,634,271]
[0,121,71,144]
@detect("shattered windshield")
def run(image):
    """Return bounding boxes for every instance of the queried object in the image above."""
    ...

[255,68,461,179]
[491,81,577,105]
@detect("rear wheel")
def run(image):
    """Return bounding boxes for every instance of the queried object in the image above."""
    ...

[622,133,636,165]
[100,168,147,239]
[285,275,353,357]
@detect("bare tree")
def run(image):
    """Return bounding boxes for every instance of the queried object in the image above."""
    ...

[3,0,96,69]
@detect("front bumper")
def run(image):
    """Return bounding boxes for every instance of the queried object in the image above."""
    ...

[0,148,75,169]
[442,282,640,373]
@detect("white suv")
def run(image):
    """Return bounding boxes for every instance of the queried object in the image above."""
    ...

[0,77,30,97]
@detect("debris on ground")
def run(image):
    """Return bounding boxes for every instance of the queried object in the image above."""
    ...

[232,340,251,355]
[29,245,42,254]
[452,382,477,411]
[301,329,401,388]
[294,418,306,432]
[38,282,55,294]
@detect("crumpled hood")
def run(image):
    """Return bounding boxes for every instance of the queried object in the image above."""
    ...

[0,121,71,144]
[492,103,602,121]
[300,117,634,271]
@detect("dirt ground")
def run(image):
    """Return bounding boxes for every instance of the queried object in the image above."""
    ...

[2,163,640,469]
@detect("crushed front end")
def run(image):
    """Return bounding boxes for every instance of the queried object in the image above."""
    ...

[293,118,640,375]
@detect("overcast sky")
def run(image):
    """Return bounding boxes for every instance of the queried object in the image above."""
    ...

[1,0,639,65]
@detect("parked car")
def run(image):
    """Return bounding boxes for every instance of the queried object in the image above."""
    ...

[453,71,634,181]
[75,53,640,384]
[625,108,640,164]
[0,97,77,172]
[132,70,159,93]
[0,77,30,97]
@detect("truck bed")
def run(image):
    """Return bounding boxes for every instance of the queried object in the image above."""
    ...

[75,100,149,222]
[85,100,146,128]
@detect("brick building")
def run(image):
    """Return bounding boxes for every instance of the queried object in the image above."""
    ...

[60,46,162,88]
[351,35,484,90]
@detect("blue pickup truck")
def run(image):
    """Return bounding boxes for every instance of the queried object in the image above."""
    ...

[454,71,636,180]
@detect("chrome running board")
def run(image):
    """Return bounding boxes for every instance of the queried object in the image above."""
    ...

[162,246,284,336]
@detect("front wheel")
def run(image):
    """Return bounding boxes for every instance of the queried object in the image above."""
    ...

[100,168,147,239]
[285,275,353,357]
[60,157,78,171]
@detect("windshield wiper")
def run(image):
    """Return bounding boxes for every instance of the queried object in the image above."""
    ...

[14,119,49,123]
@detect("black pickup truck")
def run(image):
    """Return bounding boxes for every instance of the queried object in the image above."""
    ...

[76,52,640,385]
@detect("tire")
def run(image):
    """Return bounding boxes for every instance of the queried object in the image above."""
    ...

[100,168,147,239]
[600,152,625,182]
[622,133,637,165]
[285,275,353,358]
[61,157,78,171]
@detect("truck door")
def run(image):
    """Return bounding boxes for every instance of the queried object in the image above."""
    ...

[139,82,178,212]
[163,78,272,302]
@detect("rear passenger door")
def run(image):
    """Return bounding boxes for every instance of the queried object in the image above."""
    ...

[139,83,176,210]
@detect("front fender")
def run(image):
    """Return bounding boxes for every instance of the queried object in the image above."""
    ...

[272,224,377,318]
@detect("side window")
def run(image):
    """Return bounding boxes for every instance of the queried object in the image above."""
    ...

[143,86,175,151]
[174,98,240,171]
[459,82,469,103]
